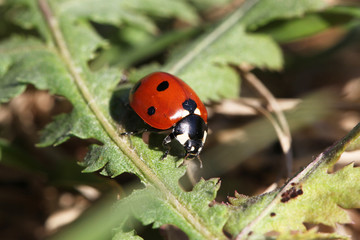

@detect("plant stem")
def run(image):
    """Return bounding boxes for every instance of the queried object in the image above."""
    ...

[241,70,293,177]
[236,123,360,239]
[37,0,224,239]
[166,0,259,75]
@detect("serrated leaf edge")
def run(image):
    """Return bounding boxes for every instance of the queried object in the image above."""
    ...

[37,0,226,238]
[234,123,360,239]
[164,0,260,75]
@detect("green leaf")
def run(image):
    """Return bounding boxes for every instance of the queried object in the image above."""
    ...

[259,5,360,43]
[8,0,199,34]
[260,14,333,43]
[165,24,282,102]
[156,0,327,102]
[326,5,360,18]
[1,1,228,239]
[120,178,227,238]
[225,123,360,239]
[112,231,143,240]
[3,0,349,239]
[275,228,347,240]
[5,0,52,41]
[122,0,200,25]
[189,0,234,12]
[243,0,328,30]
[161,0,282,102]
[0,36,49,102]
[54,0,155,33]
[346,135,360,151]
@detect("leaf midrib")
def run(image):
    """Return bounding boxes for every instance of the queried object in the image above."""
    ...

[37,0,225,239]
[235,123,360,238]
[166,0,260,75]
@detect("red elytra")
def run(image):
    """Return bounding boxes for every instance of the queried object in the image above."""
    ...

[129,72,208,130]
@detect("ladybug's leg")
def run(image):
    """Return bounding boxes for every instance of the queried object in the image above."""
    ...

[120,129,147,136]
[161,133,175,160]
[196,155,203,168]
[121,129,148,149]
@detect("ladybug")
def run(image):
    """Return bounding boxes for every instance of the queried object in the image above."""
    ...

[123,72,208,166]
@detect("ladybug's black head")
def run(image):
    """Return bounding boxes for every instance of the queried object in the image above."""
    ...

[173,114,208,158]
[184,139,204,158]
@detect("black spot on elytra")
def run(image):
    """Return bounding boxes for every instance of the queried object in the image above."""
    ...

[157,81,169,92]
[182,98,197,113]
[270,212,276,217]
[147,106,155,116]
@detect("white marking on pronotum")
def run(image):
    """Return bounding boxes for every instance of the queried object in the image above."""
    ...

[176,133,190,145]
[202,131,208,143]
[194,108,201,115]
